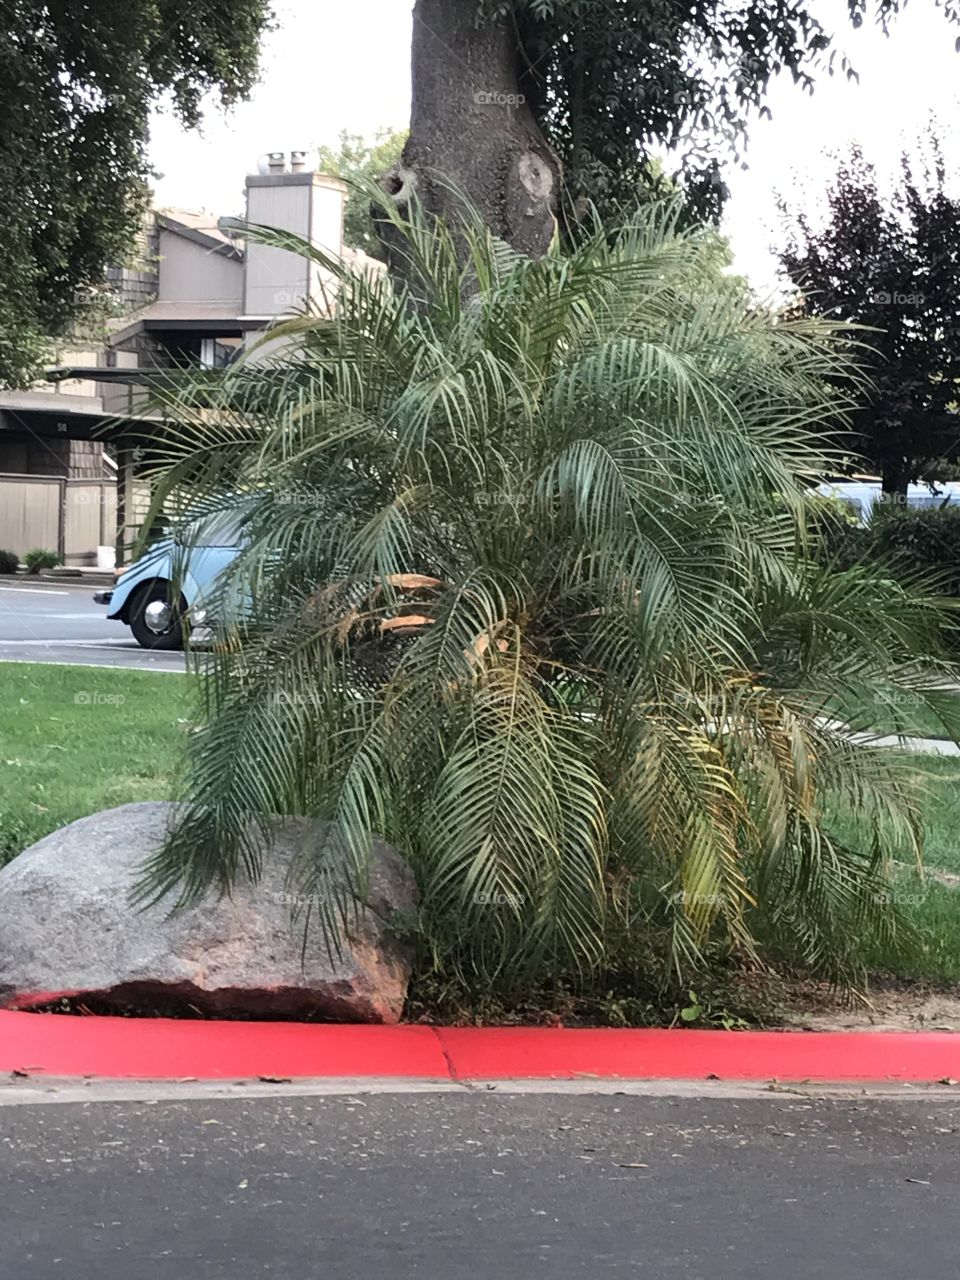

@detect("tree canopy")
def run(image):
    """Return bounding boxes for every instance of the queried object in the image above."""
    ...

[498,0,960,223]
[389,0,960,263]
[778,141,960,495]
[317,128,407,260]
[0,0,272,388]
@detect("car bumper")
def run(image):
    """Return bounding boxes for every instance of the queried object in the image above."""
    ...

[93,590,114,606]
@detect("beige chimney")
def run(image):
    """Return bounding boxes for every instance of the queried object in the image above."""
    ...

[242,156,347,320]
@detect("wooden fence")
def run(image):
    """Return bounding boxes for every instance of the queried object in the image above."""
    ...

[0,474,117,565]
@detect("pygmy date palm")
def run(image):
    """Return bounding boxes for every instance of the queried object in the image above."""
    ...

[139,195,960,989]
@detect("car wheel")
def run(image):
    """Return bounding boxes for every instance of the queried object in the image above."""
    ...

[128,581,186,651]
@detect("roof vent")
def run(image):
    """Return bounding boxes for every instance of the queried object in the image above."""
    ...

[256,151,288,175]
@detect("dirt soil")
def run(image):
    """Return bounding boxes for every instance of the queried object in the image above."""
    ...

[781,978,960,1032]
[20,972,960,1033]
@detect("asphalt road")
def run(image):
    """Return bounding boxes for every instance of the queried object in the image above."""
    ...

[0,580,186,672]
[1,1087,958,1279]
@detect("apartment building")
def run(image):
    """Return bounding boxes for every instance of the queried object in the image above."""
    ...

[0,154,370,563]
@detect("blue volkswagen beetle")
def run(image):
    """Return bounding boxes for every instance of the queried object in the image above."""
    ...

[94,508,249,650]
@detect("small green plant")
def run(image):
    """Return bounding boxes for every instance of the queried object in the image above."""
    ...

[23,548,61,575]
[0,548,18,574]
[675,991,751,1031]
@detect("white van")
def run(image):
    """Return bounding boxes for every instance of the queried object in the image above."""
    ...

[814,478,960,523]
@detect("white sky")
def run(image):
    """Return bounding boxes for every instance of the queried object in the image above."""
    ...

[148,0,960,293]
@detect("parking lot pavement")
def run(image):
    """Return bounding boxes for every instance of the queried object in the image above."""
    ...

[0,580,187,672]
[2,1087,959,1279]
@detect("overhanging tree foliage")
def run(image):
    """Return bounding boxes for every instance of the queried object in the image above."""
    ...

[385,0,960,259]
[138,198,960,988]
[779,142,960,496]
[317,128,407,260]
[0,0,272,388]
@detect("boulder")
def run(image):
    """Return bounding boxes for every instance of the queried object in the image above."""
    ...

[0,802,417,1023]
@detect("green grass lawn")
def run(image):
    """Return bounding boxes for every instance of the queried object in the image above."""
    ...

[902,755,960,875]
[871,881,960,983]
[822,752,960,981]
[829,690,960,741]
[825,753,960,876]
[0,663,190,866]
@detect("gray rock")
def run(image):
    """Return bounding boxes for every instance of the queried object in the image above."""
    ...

[0,802,417,1023]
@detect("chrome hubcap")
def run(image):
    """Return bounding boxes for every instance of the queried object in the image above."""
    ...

[144,599,172,634]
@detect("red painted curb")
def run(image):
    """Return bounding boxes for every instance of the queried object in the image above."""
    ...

[435,1026,960,1083]
[0,1013,448,1081]
[1,1012,957,1082]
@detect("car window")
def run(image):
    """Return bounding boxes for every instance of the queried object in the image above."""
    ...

[175,508,252,549]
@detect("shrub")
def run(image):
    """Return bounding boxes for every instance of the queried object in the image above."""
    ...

[23,548,61,575]
[865,505,960,596]
[812,502,960,592]
[806,494,866,570]
[136,198,960,993]
[0,549,19,574]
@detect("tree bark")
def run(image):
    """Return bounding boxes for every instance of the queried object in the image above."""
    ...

[381,0,560,263]
[881,459,910,502]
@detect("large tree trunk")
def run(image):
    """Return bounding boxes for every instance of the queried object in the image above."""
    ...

[382,0,560,262]
[881,458,910,502]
